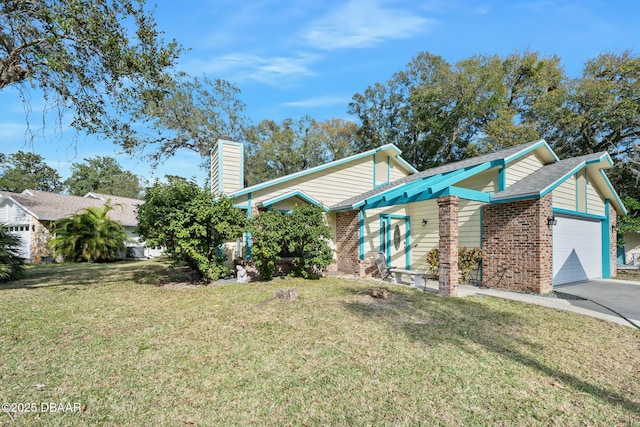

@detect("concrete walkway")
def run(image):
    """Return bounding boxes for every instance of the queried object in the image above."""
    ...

[418,279,640,329]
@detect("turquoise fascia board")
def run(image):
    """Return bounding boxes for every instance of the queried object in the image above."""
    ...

[498,167,506,191]
[552,207,606,221]
[428,162,494,194]
[539,163,587,197]
[229,144,404,198]
[585,152,613,168]
[602,200,611,278]
[359,209,365,260]
[257,190,329,211]
[405,217,411,270]
[444,186,492,203]
[503,139,559,164]
[395,156,419,174]
[490,194,539,204]
[599,170,627,215]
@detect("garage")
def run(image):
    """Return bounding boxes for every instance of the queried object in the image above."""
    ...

[7,225,31,261]
[552,215,602,286]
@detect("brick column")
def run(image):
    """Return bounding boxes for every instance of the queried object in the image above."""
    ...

[438,196,459,297]
[335,210,360,275]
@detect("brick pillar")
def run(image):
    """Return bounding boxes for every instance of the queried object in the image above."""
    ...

[610,204,617,278]
[438,196,459,297]
[335,210,360,275]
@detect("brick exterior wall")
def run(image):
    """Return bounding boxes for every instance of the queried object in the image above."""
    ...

[610,204,617,278]
[481,194,553,294]
[335,210,360,275]
[438,196,459,297]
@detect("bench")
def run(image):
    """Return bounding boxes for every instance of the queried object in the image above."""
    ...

[389,268,425,288]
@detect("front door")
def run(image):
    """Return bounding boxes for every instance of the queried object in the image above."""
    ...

[380,215,410,269]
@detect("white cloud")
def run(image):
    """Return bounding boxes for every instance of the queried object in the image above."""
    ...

[303,0,435,50]
[188,52,323,87]
[281,95,352,108]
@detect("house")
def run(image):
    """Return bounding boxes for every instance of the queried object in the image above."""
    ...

[620,232,640,266]
[211,138,626,295]
[0,190,158,262]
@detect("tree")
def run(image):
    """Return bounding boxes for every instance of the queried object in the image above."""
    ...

[1,0,182,145]
[136,178,247,281]
[244,117,357,186]
[0,225,25,282]
[64,156,143,198]
[348,51,564,170]
[47,202,128,262]
[0,150,62,192]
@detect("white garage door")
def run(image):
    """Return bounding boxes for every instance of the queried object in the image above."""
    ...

[552,215,602,286]
[8,225,31,261]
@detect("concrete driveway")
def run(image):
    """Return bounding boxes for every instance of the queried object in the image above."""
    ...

[554,279,640,328]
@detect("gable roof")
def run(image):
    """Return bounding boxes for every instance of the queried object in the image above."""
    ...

[330,139,555,211]
[0,190,142,226]
[229,144,418,198]
[256,190,329,212]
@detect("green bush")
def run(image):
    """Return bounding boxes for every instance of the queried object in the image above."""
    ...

[48,202,127,262]
[0,225,25,282]
[425,247,484,284]
[137,178,247,282]
[250,205,333,280]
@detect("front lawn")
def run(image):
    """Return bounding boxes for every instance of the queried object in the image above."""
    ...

[1,259,638,426]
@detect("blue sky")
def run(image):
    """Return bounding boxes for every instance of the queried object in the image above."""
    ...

[1,0,639,187]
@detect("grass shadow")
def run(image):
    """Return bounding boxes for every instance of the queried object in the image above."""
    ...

[342,285,640,417]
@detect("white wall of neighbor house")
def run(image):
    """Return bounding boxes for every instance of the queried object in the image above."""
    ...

[625,232,640,265]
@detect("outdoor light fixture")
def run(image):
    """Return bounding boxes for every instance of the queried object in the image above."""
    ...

[547,215,557,226]
[612,224,618,232]
[421,218,428,226]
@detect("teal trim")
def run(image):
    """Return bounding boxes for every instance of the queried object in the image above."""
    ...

[552,207,606,221]
[379,215,386,259]
[373,153,376,188]
[575,172,579,212]
[429,162,494,194]
[387,155,391,183]
[256,190,329,211]
[395,156,419,174]
[503,139,559,164]
[359,209,365,260]
[405,216,411,270]
[602,199,611,278]
[599,170,627,215]
[540,163,586,198]
[246,193,252,260]
[585,152,613,167]
[445,187,492,203]
[229,144,408,197]
[498,167,506,191]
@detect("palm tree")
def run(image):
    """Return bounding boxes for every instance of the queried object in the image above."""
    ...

[0,225,25,282]
[48,202,128,262]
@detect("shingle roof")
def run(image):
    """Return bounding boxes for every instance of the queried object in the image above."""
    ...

[330,139,547,211]
[491,152,607,202]
[0,190,142,226]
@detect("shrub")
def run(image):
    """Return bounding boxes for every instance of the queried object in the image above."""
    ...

[425,247,484,284]
[48,202,127,262]
[137,178,247,282]
[250,205,333,280]
[0,225,25,282]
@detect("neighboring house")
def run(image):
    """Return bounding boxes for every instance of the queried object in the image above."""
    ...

[212,138,626,295]
[620,231,640,266]
[0,190,159,262]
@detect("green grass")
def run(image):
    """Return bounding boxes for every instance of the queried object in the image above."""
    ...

[1,259,639,426]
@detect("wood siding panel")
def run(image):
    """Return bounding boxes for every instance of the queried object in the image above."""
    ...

[586,176,605,216]
[408,199,439,270]
[505,153,544,188]
[552,176,576,210]
[222,144,243,194]
[210,148,220,193]
[576,170,587,212]
[458,200,482,249]
[457,169,499,192]
[249,157,375,207]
